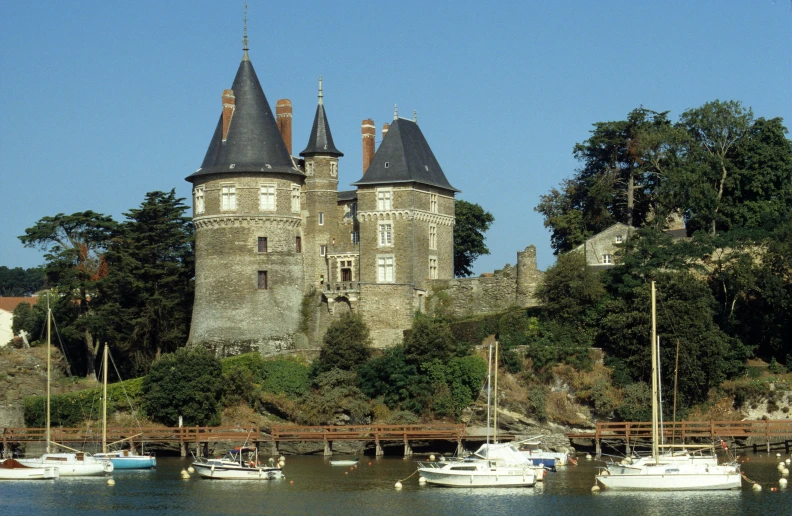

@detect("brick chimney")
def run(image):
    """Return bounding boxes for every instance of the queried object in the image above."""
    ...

[276,99,293,156]
[382,123,390,141]
[222,89,235,141]
[362,119,375,173]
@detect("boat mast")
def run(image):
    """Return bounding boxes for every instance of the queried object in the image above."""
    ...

[46,293,51,454]
[486,344,492,449]
[102,343,108,454]
[494,340,499,444]
[651,281,659,464]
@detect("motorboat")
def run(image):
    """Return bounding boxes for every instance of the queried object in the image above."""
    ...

[0,459,59,480]
[417,442,536,487]
[329,458,359,466]
[192,447,284,480]
[518,438,569,469]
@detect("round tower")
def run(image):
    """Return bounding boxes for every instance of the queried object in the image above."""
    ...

[185,42,305,357]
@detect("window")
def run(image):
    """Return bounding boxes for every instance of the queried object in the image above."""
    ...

[194,185,205,214]
[339,260,353,282]
[257,271,268,290]
[306,161,314,176]
[430,193,438,213]
[429,225,437,250]
[291,185,301,213]
[377,256,394,283]
[258,237,268,253]
[379,223,392,246]
[429,257,438,279]
[260,184,276,211]
[330,162,338,177]
[351,231,359,244]
[318,212,324,225]
[221,185,236,211]
[320,245,327,256]
[296,236,302,253]
[603,254,613,264]
[377,190,392,211]
[615,235,623,243]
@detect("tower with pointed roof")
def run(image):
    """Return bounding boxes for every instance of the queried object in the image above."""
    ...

[185,31,308,355]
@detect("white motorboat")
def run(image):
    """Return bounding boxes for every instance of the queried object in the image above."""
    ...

[193,447,284,480]
[595,281,741,491]
[0,459,59,480]
[329,458,359,466]
[418,442,536,487]
[518,438,570,469]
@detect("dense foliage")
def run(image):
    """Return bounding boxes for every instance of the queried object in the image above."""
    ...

[453,200,495,277]
[0,266,45,296]
[141,347,224,426]
[312,312,372,376]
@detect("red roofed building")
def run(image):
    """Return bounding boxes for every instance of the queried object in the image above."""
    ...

[0,297,38,346]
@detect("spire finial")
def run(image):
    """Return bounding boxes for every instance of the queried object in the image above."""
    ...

[318,76,323,106]
[413,110,417,123]
[242,1,250,61]
[393,104,398,120]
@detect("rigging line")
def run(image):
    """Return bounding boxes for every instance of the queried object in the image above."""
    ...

[108,350,146,445]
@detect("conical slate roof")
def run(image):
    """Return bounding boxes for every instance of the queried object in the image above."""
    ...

[352,118,459,192]
[187,58,302,181]
[300,103,343,157]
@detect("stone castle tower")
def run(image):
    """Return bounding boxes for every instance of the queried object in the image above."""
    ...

[186,36,458,355]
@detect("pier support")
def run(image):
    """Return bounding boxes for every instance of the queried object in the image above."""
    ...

[595,440,601,459]
[625,439,630,456]
[324,440,333,456]
[180,442,187,457]
[404,440,413,457]
[457,440,464,456]
[375,439,383,457]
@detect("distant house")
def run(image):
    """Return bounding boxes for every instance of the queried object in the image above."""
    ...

[572,223,636,268]
[0,297,37,347]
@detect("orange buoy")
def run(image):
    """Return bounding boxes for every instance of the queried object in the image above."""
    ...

[368,462,372,466]
[290,480,294,484]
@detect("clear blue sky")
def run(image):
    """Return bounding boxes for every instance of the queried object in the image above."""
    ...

[1,1,790,274]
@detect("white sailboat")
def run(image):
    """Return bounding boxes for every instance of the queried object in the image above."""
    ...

[192,446,284,480]
[93,345,156,469]
[18,298,113,477]
[417,342,537,487]
[0,458,59,481]
[595,281,741,491]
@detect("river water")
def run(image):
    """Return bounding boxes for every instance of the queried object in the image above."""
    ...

[1,453,790,515]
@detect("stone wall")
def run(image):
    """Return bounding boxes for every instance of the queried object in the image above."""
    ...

[427,246,543,318]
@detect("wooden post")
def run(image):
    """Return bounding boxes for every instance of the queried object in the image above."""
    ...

[194,427,201,458]
[324,440,332,456]
[375,438,383,456]
[404,439,413,457]
[2,428,7,458]
[595,439,601,459]
[180,427,186,457]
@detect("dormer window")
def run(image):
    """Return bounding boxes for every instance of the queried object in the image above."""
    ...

[615,235,623,243]
[384,162,390,168]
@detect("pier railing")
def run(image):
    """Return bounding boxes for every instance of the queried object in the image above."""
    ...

[566,419,792,442]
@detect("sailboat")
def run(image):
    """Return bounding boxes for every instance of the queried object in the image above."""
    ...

[18,296,114,476]
[93,345,156,469]
[595,281,741,491]
[417,342,537,487]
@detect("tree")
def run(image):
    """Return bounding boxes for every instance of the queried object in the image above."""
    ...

[312,312,372,377]
[94,190,194,377]
[403,315,456,364]
[678,100,754,235]
[141,347,225,426]
[19,211,118,377]
[535,252,606,321]
[0,266,45,296]
[454,200,494,277]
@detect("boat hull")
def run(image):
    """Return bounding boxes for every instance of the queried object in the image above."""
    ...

[0,460,59,480]
[18,454,113,476]
[419,468,536,487]
[193,463,284,480]
[109,456,156,470]
[596,472,742,491]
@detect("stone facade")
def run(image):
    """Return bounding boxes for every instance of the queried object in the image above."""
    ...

[426,246,543,318]
[572,223,635,268]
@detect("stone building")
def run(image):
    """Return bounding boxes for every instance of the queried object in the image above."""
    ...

[572,223,635,268]
[185,36,465,355]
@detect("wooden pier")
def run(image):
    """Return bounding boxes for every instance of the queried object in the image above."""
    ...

[566,419,792,457]
[2,424,467,457]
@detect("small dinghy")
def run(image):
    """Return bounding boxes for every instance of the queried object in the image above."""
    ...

[0,459,59,480]
[329,458,360,466]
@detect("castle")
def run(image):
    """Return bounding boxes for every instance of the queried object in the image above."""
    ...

[186,37,542,356]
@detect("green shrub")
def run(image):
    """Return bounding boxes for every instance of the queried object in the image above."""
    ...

[769,358,788,375]
[260,360,310,398]
[222,352,265,378]
[223,363,256,406]
[313,312,372,376]
[526,385,548,422]
[142,347,224,426]
[616,382,652,422]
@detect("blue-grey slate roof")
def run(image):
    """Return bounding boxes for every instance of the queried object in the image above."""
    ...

[351,118,458,192]
[337,190,357,202]
[300,103,343,157]
[187,57,302,181]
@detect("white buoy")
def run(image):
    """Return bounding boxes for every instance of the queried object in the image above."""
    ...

[279,456,286,462]
[279,460,285,468]
[181,469,190,479]
[395,481,403,489]
[591,485,600,492]
[585,454,592,460]
[786,458,791,465]
[780,478,788,487]
[187,466,195,474]
[779,463,785,470]
[429,454,436,461]
[419,476,426,484]
[777,453,782,457]
[782,468,789,475]
[752,483,762,491]
[107,478,115,486]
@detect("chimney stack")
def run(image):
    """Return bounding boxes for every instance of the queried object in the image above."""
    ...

[276,99,293,156]
[362,119,375,174]
[222,89,235,141]
[382,123,390,141]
